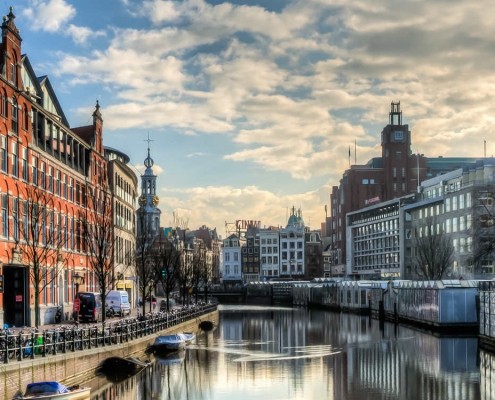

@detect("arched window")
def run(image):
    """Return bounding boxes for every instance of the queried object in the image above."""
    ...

[11,97,18,133]
[0,90,7,117]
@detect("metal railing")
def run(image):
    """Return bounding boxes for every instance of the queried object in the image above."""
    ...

[0,302,217,364]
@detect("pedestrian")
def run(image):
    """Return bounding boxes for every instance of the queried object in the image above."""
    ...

[152,296,157,310]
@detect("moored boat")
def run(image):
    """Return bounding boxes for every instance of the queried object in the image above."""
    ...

[152,334,187,353]
[178,332,196,345]
[96,356,150,383]
[15,382,90,400]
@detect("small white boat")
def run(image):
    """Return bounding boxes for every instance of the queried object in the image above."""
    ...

[178,332,196,345]
[152,334,186,353]
[16,382,90,400]
[152,331,197,354]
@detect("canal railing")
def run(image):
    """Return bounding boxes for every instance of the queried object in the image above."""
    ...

[0,302,217,364]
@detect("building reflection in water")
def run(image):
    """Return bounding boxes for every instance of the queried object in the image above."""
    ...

[87,306,483,400]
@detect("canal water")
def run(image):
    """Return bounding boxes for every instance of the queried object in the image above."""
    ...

[86,305,494,400]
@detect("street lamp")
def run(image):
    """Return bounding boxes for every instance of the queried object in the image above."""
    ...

[73,271,84,295]
[289,259,295,280]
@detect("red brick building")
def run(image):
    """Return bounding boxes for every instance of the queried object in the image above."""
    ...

[327,102,427,275]
[0,9,109,327]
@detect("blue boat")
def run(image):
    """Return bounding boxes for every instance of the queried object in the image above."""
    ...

[15,381,90,400]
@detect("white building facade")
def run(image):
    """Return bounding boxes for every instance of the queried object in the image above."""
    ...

[221,234,243,285]
[258,228,280,279]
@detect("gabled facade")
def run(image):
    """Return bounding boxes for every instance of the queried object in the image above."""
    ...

[221,234,243,285]
[105,147,138,306]
[280,207,305,279]
[258,228,280,279]
[0,8,111,327]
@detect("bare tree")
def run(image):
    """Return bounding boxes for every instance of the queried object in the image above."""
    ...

[16,184,67,327]
[135,213,157,316]
[80,184,114,323]
[150,233,181,311]
[469,185,495,276]
[414,217,454,280]
[191,241,211,303]
[176,232,193,305]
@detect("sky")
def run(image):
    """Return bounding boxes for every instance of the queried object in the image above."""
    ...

[6,0,494,237]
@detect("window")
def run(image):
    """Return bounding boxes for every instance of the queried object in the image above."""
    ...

[12,197,18,241]
[22,201,28,241]
[11,97,18,133]
[40,163,46,189]
[225,253,230,262]
[0,136,6,173]
[11,142,18,177]
[22,147,28,180]
[56,170,61,195]
[0,90,7,116]
[32,156,38,185]
[234,253,238,261]
[2,194,8,237]
[23,105,29,130]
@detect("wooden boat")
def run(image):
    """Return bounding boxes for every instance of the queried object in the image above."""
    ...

[15,382,90,400]
[96,356,150,383]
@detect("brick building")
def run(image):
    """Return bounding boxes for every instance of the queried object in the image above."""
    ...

[326,102,479,275]
[0,9,111,327]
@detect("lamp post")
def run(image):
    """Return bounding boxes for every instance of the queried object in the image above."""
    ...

[73,272,84,295]
[289,259,295,280]
[72,272,84,322]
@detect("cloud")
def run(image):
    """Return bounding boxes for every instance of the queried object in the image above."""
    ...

[66,24,105,45]
[23,0,75,32]
[159,184,329,233]
[38,0,495,230]
[23,0,102,45]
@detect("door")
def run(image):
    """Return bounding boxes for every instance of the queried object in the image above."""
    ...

[3,265,29,327]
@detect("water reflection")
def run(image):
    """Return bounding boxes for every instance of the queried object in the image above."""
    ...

[88,305,485,400]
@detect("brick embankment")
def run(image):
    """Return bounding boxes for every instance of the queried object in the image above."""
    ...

[0,309,218,400]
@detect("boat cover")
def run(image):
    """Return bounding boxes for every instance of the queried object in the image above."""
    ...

[25,381,70,395]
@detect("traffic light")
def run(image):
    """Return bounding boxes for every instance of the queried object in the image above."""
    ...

[161,268,167,279]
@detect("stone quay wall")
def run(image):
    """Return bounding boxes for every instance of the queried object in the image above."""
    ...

[0,310,218,400]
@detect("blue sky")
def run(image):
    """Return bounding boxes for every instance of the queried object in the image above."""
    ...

[7,0,493,236]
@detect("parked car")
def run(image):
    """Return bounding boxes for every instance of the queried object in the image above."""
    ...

[105,290,131,316]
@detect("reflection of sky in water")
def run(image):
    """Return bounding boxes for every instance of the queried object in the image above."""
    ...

[87,306,483,400]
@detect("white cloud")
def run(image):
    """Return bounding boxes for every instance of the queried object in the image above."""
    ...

[39,0,495,230]
[66,24,105,45]
[159,184,329,234]
[23,0,75,32]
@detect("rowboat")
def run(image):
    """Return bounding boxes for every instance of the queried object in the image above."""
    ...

[15,382,90,400]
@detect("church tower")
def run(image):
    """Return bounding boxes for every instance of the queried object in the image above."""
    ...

[136,138,161,240]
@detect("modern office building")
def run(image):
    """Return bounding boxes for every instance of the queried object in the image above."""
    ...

[327,102,479,276]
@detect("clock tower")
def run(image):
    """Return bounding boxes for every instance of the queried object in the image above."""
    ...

[136,137,161,240]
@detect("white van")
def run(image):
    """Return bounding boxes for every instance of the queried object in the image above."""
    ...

[105,290,131,316]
